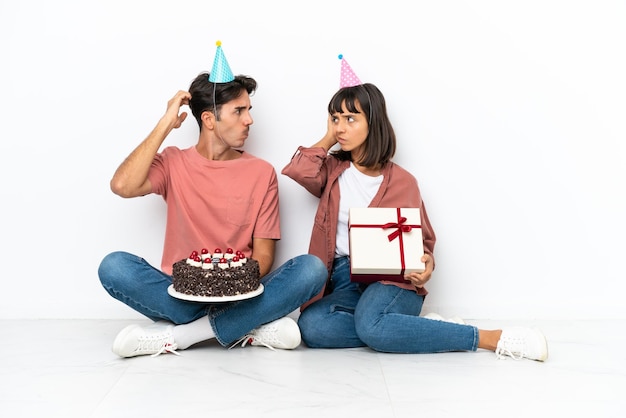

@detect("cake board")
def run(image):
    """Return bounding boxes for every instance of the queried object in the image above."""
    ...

[167,284,264,303]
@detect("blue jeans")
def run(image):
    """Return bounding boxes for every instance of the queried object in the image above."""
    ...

[298,256,479,353]
[98,251,327,346]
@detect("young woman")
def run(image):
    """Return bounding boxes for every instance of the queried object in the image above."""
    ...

[282,82,548,361]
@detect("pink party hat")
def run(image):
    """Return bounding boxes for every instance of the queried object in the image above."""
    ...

[209,40,235,83]
[338,54,362,87]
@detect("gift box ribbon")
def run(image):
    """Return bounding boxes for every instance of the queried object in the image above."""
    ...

[349,208,421,274]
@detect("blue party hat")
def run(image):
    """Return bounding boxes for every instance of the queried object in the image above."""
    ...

[209,40,235,83]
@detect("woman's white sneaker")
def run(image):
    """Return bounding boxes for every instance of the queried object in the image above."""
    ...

[423,312,466,325]
[496,327,548,361]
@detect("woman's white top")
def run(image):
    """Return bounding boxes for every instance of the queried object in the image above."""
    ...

[335,162,383,257]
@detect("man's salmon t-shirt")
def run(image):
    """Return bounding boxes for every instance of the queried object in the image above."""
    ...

[148,146,281,275]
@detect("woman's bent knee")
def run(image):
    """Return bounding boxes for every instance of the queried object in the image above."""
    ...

[298,307,324,348]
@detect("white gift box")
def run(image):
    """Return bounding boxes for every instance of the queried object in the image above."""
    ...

[348,207,425,283]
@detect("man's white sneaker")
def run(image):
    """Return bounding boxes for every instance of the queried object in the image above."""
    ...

[423,312,466,325]
[112,322,180,358]
[496,327,548,361]
[231,317,301,350]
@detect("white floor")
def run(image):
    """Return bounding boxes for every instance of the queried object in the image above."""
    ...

[1,318,624,418]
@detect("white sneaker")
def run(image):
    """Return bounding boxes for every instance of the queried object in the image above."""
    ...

[447,315,466,325]
[231,317,301,350]
[496,327,548,361]
[423,312,466,325]
[112,322,180,358]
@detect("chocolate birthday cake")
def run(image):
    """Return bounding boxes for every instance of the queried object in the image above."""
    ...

[172,248,261,297]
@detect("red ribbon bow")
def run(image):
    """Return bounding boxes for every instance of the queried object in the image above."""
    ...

[382,216,413,242]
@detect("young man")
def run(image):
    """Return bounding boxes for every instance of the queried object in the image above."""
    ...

[98,43,326,358]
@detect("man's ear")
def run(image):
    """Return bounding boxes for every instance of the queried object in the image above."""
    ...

[201,110,215,130]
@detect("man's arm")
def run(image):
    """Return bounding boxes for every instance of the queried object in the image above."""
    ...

[110,90,191,198]
[251,238,276,278]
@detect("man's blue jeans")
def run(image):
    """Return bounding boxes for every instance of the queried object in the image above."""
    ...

[298,256,479,353]
[98,251,327,346]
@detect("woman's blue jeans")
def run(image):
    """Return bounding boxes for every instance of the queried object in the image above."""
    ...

[298,256,479,353]
[98,251,327,346]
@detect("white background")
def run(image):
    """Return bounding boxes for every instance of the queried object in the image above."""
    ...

[1,0,624,320]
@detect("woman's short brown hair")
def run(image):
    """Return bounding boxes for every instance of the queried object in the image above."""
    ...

[329,83,396,168]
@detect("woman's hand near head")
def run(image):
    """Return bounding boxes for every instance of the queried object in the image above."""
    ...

[311,114,338,152]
